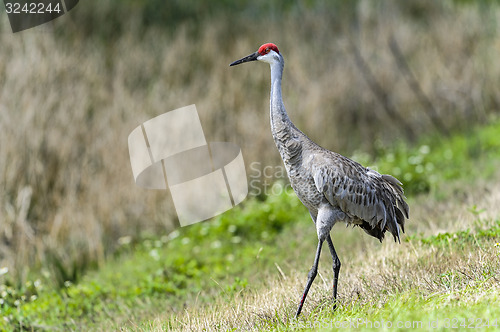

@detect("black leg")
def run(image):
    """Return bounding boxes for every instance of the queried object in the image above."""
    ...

[326,235,341,309]
[295,240,323,318]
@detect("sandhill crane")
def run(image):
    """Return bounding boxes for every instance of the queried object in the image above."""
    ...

[230,43,409,318]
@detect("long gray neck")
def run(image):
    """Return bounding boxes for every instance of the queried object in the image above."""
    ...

[269,58,293,143]
[269,57,303,166]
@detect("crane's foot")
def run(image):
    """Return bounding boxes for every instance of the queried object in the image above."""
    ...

[294,305,302,319]
[295,268,316,318]
[332,297,339,311]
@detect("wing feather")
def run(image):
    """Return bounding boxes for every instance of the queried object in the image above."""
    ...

[312,157,409,242]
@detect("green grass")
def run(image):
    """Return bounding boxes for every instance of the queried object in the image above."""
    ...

[408,219,500,249]
[0,185,312,330]
[285,287,500,332]
[150,221,500,331]
[278,236,500,332]
[359,117,500,195]
[4,0,500,313]
[2,120,500,330]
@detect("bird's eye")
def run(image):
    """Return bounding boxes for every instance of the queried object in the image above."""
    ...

[265,48,270,54]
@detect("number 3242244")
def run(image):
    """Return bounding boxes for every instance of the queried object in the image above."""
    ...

[5,2,62,14]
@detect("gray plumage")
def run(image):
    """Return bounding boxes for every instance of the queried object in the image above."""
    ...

[230,43,409,318]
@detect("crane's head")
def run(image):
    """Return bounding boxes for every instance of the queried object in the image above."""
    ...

[230,43,281,67]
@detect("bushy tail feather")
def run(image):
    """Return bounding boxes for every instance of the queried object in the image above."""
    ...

[360,174,409,243]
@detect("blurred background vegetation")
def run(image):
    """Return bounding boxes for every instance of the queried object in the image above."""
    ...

[1,0,500,295]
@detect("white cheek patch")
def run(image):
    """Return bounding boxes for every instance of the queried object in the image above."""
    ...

[258,52,277,64]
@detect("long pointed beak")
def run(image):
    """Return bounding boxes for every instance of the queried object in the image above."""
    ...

[229,51,259,66]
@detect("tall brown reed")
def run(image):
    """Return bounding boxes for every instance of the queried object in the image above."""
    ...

[0,1,499,282]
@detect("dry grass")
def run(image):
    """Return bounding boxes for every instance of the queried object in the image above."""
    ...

[159,246,499,331]
[2,1,500,282]
[159,180,500,331]
[406,174,500,236]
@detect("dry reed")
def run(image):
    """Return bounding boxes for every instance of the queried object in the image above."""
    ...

[1,1,499,282]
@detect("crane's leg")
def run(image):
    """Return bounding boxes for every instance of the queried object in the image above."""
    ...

[326,235,341,310]
[295,240,323,318]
